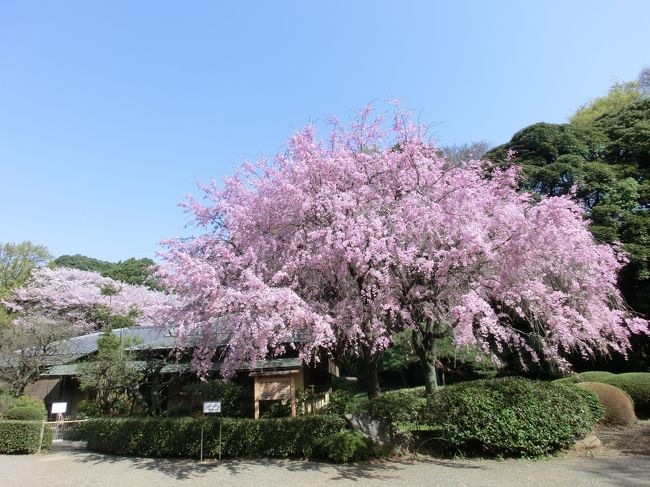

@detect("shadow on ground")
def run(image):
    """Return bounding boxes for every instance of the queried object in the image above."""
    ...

[53,441,483,482]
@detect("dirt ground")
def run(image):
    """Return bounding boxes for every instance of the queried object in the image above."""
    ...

[1,422,649,487]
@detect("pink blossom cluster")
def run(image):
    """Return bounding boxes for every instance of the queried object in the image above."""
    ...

[160,105,648,377]
[5,267,175,331]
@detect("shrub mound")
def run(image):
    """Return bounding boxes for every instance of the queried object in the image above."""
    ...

[81,415,348,459]
[604,373,650,418]
[579,371,616,382]
[314,430,374,463]
[577,382,637,426]
[0,421,52,453]
[365,389,426,425]
[423,377,603,457]
[3,406,45,421]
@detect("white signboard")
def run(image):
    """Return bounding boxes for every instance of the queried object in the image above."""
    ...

[203,401,221,414]
[51,402,67,414]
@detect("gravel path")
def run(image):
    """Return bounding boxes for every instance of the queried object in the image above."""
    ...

[2,442,649,487]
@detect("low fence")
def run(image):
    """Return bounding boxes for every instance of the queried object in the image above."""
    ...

[43,419,89,444]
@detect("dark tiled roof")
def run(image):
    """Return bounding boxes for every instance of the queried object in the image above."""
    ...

[47,322,311,363]
[42,357,303,377]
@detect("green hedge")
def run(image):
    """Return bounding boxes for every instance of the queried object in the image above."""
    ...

[423,377,603,457]
[0,421,52,453]
[81,415,348,459]
[3,407,45,421]
[364,389,427,425]
[314,430,374,463]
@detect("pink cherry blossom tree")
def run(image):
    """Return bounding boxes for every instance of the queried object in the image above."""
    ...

[4,267,174,332]
[160,105,648,397]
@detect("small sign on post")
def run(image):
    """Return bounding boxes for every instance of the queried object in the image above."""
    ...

[51,402,67,415]
[202,401,221,414]
[200,401,223,462]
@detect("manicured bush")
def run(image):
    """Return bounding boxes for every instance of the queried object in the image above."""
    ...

[604,373,650,418]
[0,393,47,418]
[364,389,426,425]
[577,382,637,426]
[320,390,363,415]
[0,421,52,453]
[423,377,603,457]
[578,371,616,382]
[314,430,374,463]
[3,407,45,421]
[81,415,348,459]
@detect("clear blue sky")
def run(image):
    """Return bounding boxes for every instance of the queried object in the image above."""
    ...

[1,1,649,262]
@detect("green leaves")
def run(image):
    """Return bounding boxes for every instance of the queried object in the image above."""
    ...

[81,416,348,459]
[422,377,603,457]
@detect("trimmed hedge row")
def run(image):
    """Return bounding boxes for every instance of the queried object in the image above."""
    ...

[0,421,52,453]
[80,415,347,459]
[422,377,603,457]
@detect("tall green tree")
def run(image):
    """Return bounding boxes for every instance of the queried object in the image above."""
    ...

[0,241,52,294]
[487,98,650,317]
[78,330,142,415]
[0,241,52,326]
[571,81,641,125]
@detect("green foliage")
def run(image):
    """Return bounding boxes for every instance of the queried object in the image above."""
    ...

[81,415,348,459]
[578,371,617,382]
[423,377,603,457]
[486,98,650,320]
[53,254,160,290]
[0,241,51,293]
[314,430,374,463]
[320,390,364,415]
[0,391,15,416]
[260,401,291,418]
[76,400,103,419]
[10,396,46,417]
[604,372,650,418]
[2,406,45,421]
[78,329,142,415]
[182,380,252,418]
[571,82,641,125]
[0,420,52,453]
[364,389,426,425]
[552,371,650,418]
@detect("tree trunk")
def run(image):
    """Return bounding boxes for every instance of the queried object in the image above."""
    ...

[412,326,439,394]
[418,347,438,394]
[361,348,381,399]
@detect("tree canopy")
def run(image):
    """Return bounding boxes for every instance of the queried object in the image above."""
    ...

[161,105,647,396]
[53,254,160,290]
[486,97,650,317]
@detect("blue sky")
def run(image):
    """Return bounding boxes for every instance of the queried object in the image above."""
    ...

[1,1,649,262]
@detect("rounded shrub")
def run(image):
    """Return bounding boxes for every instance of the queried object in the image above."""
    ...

[576,382,637,426]
[604,373,650,418]
[578,371,616,382]
[3,407,45,421]
[423,377,603,457]
[314,430,374,463]
[365,390,426,425]
[12,396,47,417]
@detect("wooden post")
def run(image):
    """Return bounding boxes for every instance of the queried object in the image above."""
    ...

[253,378,259,419]
[290,374,296,417]
[37,421,46,453]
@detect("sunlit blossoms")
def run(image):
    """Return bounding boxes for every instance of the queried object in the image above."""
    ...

[5,267,175,331]
[160,105,648,393]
